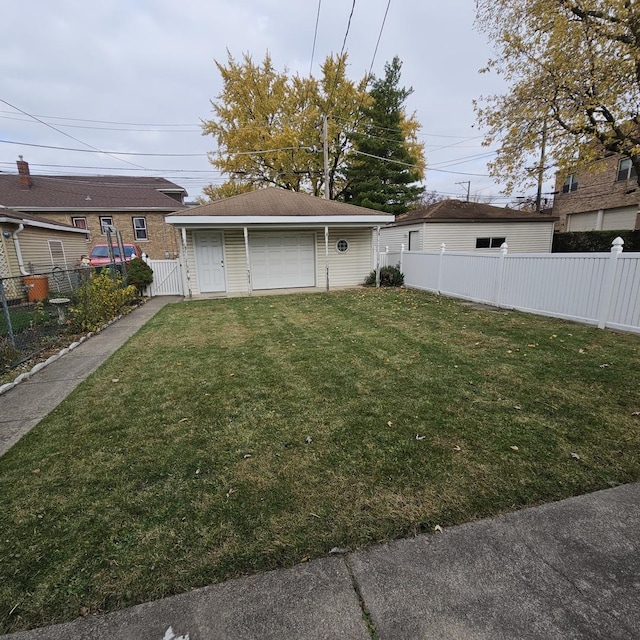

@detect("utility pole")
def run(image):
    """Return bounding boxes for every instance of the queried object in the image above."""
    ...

[456,181,471,202]
[535,119,548,213]
[323,114,330,199]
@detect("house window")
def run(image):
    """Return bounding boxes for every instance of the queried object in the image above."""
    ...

[100,216,114,234]
[335,239,349,253]
[562,174,578,193]
[133,217,148,241]
[476,237,506,249]
[616,158,637,182]
[71,216,87,229]
[408,230,419,251]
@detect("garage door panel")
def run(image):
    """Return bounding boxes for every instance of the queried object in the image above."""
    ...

[250,233,315,290]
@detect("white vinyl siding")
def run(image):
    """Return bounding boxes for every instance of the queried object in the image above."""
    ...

[224,230,249,293]
[379,225,420,252]
[16,227,88,271]
[321,228,372,288]
[420,222,554,253]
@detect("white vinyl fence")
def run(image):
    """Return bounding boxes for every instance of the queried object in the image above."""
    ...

[393,238,640,334]
[142,257,184,296]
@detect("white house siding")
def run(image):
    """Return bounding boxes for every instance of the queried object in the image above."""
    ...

[379,225,420,252]
[420,222,555,253]
[184,230,199,295]
[224,230,249,293]
[15,227,88,271]
[322,228,372,288]
[602,206,638,230]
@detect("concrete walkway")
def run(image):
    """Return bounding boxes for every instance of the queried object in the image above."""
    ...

[1,297,638,639]
[0,296,181,458]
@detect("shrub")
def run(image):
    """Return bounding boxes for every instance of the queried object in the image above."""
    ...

[364,265,405,287]
[125,258,154,295]
[0,337,21,371]
[553,230,640,252]
[69,272,137,333]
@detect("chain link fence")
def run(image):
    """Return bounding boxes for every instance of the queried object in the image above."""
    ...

[0,264,126,372]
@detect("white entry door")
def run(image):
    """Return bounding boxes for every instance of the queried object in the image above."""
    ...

[250,232,316,290]
[195,232,225,293]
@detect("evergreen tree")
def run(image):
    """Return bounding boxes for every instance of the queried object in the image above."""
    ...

[343,57,425,214]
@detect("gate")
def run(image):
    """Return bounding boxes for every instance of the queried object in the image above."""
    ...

[143,258,184,296]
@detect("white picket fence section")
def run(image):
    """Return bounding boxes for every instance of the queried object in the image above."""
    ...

[141,257,184,296]
[394,238,640,334]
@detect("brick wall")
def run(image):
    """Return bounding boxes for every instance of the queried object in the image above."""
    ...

[553,155,640,231]
[34,211,179,259]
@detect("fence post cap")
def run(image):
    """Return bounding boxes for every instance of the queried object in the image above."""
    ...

[611,237,624,252]
[500,242,508,254]
[440,243,446,252]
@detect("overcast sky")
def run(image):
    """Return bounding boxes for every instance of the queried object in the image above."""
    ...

[2,0,543,205]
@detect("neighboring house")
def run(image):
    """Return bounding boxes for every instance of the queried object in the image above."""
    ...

[553,154,640,232]
[0,206,90,301]
[381,199,557,253]
[0,157,188,259]
[165,187,394,296]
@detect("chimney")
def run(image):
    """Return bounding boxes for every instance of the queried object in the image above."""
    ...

[16,156,32,189]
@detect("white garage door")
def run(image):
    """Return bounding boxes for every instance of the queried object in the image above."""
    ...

[250,232,316,290]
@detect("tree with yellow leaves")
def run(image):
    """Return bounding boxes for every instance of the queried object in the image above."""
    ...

[201,52,369,200]
[475,0,640,193]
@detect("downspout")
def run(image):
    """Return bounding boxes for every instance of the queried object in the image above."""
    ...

[12,224,30,275]
[181,227,192,298]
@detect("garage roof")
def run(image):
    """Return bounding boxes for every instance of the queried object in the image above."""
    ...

[167,187,395,226]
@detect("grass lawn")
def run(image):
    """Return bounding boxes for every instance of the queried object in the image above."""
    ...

[1,288,639,632]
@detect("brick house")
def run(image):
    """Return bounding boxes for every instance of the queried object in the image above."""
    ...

[553,154,640,232]
[0,158,188,259]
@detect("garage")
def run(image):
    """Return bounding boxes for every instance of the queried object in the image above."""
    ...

[250,232,316,290]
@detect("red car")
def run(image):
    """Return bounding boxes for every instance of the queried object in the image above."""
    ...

[88,243,143,268]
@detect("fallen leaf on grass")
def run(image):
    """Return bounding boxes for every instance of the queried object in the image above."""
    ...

[514,405,522,410]
[510,445,519,451]
[570,452,581,460]
[225,488,236,498]
[111,378,119,383]
[179,418,189,423]
[305,436,312,444]
[579,348,586,354]
[32,468,41,474]
[243,454,252,459]
[453,445,462,452]
[387,420,393,427]
[632,411,640,416]
[415,434,426,441]
[434,525,444,534]
[599,363,610,368]
[329,547,349,554]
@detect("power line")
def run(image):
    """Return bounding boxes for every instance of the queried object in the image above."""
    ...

[0,138,206,157]
[0,109,195,127]
[340,0,357,58]
[0,98,147,170]
[368,0,392,76]
[309,0,322,76]
[0,115,200,133]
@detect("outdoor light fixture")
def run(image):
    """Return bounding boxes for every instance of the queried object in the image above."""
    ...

[2,231,11,238]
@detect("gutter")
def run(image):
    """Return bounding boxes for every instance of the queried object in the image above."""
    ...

[12,224,30,275]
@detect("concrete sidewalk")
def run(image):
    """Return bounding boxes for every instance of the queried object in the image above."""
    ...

[1,297,638,639]
[0,296,181,458]
[5,482,639,639]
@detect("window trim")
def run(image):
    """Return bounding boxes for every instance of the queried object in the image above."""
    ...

[562,174,578,193]
[617,157,637,182]
[100,216,114,235]
[132,216,148,241]
[335,238,350,253]
[71,216,88,230]
[476,237,506,250]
